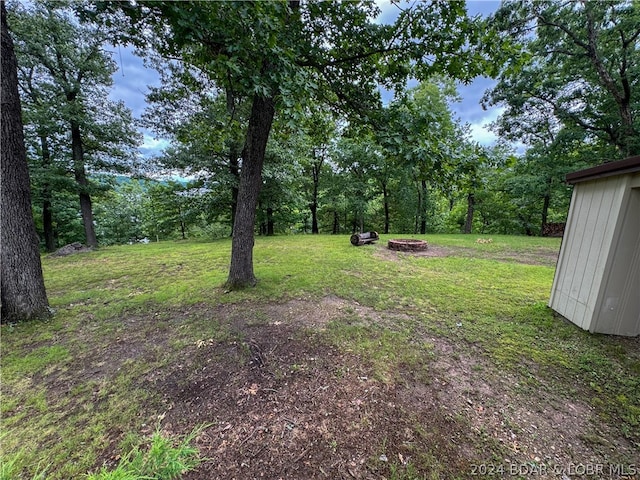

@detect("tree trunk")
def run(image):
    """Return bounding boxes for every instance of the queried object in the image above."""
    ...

[310,159,321,234]
[39,135,55,252]
[310,203,318,234]
[70,117,98,248]
[180,213,186,239]
[1,3,50,322]
[518,214,534,236]
[310,203,319,234]
[266,207,274,236]
[420,179,427,235]
[332,209,339,234]
[414,178,421,234]
[227,88,240,235]
[581,6,636,155]
[225,94,275,289]
[541,176,552,234]
[43,197,54,251]
[464,192,475,234]
[229,151,239,235]
[382,180,390,234]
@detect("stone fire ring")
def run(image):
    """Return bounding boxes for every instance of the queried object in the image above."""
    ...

[388,239,428,252]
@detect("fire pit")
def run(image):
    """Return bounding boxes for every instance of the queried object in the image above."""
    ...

[388,239,428,252]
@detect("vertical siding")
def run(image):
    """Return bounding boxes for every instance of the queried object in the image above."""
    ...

[552,183,588,322]
[549,185,581,322]
[582,178,627,318]
[593,183,640,335]
[549,177,624,330]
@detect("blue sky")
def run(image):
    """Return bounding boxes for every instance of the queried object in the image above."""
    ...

[108,1,503,159]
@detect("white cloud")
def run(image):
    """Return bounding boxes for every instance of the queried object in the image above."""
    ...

[469,123,499,146]
[141,135,169,150]
[467,106,503,146]
[139,134,170,158]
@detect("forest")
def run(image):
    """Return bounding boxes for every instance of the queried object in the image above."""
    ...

[7,0,638,249]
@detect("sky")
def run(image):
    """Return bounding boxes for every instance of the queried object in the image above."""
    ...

[107,1,503,160]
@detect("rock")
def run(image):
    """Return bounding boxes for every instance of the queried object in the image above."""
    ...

[51,242,92,256]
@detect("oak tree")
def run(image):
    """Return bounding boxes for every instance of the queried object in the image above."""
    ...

[93,0,491,287]
[1,2,50,323]
[10,1,140,248]
[486,0,640,157]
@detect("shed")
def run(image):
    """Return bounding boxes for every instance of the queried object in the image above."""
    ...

[549,156,640,336]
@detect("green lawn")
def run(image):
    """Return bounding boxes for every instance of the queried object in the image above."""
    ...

[2,234,638,479]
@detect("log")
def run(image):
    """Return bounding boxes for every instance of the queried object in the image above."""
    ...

[350,231,379,246]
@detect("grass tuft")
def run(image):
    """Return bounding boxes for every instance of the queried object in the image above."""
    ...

[86,426,206,480]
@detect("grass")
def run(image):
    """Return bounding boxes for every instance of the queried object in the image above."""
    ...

[1,234,639,478]
[1,427,203,480]
[85,426,205,480]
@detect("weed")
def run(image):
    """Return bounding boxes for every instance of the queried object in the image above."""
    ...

[86,425,206,479]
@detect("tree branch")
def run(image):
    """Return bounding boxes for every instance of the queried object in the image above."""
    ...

[297,45,404,69]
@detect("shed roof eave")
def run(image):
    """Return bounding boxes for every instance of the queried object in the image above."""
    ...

[566,155,640,185]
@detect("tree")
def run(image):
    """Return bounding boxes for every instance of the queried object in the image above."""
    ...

[486,0,640,157]
[499,134,601,235]
[333,135,380,234]
[17,61,69,252]
[143,60,248,234]
[1,2,50,323]
[257,149,304,236]
[10,1,140,248]
[380,79,466,234]
[283,109,337,234]
[93,0,492,288]
[450,143,515,234]
[93,178,147,245]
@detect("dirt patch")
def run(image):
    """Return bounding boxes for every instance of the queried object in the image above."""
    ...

[27,297,635,479]
[374,244,454,262]
[144,320,488,479]
[427,336,636,473]
[374,243,560,267]
[468,247,560,267]
[71,298,636,479]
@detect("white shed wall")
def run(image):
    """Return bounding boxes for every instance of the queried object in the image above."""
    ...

[549,176,628,330]
[592,180,640,335]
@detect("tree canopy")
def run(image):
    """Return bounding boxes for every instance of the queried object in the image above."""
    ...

[86,0,495,288]
[8,0,639,298]
[9,0,141,249]
[485,0,640,157]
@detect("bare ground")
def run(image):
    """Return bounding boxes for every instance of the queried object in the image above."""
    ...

[20,244,639,478]
[60,295,637,479]
[373,243,560,267]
